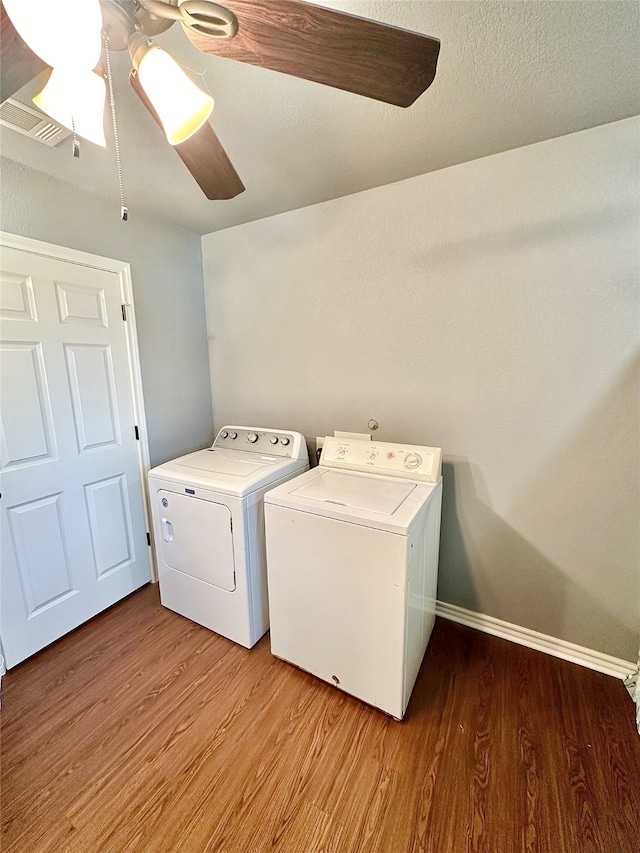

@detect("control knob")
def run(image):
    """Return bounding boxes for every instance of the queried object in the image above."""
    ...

[229,431,237,440]
[220,430,228,439]
[248,432,258,443]
[280,437,290,446]
[404,453,422,470]
[270,436,279,444]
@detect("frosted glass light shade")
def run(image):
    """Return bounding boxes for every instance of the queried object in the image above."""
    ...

[33,69,107,147]
[137,46,213,145]
[4,0,102,71]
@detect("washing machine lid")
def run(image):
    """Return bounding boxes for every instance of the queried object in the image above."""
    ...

[290,470,415,515]
[266,466,441,534]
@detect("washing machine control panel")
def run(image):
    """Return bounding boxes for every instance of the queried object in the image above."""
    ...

[213,426,304,458]
[320,438,442,482]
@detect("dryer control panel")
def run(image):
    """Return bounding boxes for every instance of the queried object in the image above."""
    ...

[320,437,442,482]
[213,425,306,459]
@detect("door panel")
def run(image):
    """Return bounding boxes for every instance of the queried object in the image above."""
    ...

[0,245,151,667]
[64,343,120,451]
[0,341,57,467]
[7,493,76,614]
[55,280,107,327]
[158,490,236,592]
[84,475,135,578]
[0,270,37,321]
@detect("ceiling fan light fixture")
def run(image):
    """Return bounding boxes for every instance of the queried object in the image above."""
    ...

[130,35,213,146]
[33,68,107,147]
[4,0,103,71]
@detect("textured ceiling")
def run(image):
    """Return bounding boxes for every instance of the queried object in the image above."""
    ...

[1,1,639,235]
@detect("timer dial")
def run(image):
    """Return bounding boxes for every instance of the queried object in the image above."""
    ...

[404,453,422,470]
[248,432,258,443]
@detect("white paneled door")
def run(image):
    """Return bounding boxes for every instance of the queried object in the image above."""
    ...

[0,241,151,667]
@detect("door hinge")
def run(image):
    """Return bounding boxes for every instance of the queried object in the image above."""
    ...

[134,425,140,440]
[146,532,151,546]
[121,303,127,321]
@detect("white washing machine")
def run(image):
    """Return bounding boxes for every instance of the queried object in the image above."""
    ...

[264,436,442,719]
[148,426,309,648]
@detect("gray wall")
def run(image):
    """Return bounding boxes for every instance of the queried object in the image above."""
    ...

[202,117,640,662]
[0,157,214,466]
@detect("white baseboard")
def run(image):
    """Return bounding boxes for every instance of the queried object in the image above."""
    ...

[435,600,637,680]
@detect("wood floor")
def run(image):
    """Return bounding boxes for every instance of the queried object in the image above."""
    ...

[2,584,639,853]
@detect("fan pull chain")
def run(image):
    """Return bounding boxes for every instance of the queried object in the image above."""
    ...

[71,117,80,159]
[102,31,128,221]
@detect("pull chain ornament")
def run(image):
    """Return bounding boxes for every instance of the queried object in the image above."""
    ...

[71,115,80,158]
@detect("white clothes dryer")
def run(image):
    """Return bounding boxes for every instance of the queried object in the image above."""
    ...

[148,426,308,648]
[264,436,442,719]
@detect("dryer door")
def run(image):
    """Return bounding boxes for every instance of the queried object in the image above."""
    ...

[157,491,236,591]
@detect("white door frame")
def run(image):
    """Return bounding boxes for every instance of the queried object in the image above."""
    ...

[0,230,156,582]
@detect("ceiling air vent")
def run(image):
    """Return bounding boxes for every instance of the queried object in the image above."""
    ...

[0,98,70,147]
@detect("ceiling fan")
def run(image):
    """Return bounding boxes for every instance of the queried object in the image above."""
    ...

[0,0,440,202]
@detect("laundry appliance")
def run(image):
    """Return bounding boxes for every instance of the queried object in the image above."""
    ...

[148,426,308,648]
[264,436,442,719]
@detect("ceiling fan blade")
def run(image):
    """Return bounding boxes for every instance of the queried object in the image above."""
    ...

[183,0,440,108]
[130,69,245,200]
[0,7,48,102]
